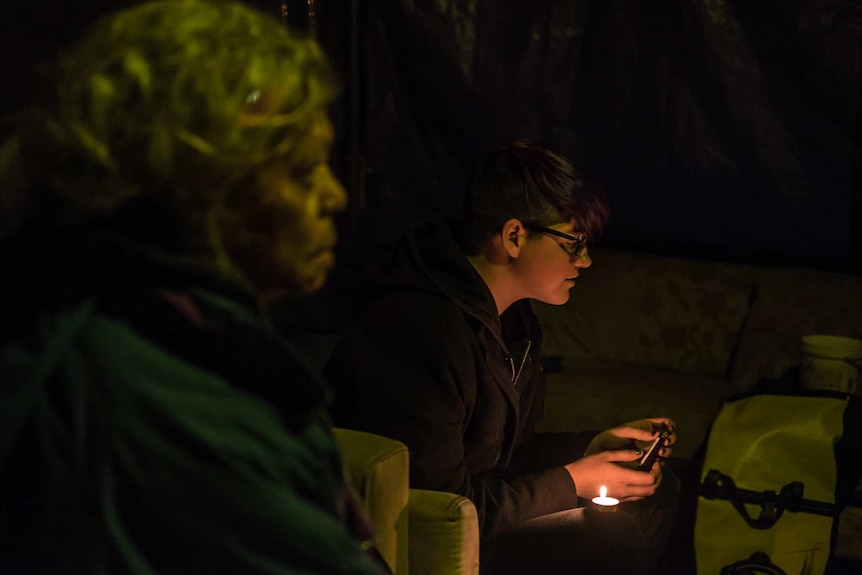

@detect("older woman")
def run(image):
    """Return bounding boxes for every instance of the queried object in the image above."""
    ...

[0,1,384,573]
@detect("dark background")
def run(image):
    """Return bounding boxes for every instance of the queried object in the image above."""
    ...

[4,0,861,274]
[313,0,862,276]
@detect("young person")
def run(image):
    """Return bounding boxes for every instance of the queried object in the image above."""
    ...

[0,1,387,573]
[325,140,680,574]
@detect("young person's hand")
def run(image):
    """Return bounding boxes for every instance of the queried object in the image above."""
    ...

[584,417,676,461]
[563,449,662,502]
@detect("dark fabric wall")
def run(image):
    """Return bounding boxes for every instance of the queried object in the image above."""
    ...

[318,0,862,274]
[4,1,861,274]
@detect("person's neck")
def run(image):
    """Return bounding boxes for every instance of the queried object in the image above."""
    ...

[467,254,519,315]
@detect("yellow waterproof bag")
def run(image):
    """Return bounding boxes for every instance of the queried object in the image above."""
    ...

[694,392,848,575]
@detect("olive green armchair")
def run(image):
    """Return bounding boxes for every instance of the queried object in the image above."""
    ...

[333,428,480,575]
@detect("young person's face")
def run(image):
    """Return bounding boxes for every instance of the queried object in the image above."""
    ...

[229,116,347,299]
[515,220,592,305]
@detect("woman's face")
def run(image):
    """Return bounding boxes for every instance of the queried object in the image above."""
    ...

[513,220,592,305]
[226,116,347,299]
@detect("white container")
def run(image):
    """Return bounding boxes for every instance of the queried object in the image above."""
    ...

[800,334,862,395]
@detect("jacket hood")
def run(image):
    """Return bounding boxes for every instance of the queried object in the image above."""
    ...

[367,219,504,345]
[0,217,257,345]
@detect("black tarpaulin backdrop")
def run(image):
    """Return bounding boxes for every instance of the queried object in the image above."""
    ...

[2,0,861,273]
[316,0,862,274]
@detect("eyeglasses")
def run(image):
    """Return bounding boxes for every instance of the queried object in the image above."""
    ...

[526,225,589,258]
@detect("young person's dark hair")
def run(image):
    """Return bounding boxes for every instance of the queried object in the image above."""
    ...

[460,139,610,255]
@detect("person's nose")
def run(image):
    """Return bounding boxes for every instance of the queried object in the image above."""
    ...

[575,249,592,269]
[319,167,348,216]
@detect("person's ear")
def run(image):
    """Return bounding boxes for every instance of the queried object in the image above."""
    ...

[500,218,525,258]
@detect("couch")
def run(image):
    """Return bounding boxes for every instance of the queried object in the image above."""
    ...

[530,246,862,462]
[531,246,862,569]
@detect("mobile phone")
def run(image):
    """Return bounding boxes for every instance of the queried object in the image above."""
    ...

[636,425,670,472]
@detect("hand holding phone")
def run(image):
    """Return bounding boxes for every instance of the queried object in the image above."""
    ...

[636,424,670,472]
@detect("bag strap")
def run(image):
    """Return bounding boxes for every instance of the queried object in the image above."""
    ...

[700,469,837,529]
[719,551,788,575]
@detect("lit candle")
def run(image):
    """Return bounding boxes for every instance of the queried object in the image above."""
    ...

[591,485,619,512]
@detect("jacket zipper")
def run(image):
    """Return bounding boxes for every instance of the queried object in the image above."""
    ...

[510,339,531,387]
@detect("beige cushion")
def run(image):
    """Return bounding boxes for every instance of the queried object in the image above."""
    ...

[333,428,410,575]
[731,266,862,391]
[533,247,754,377]
[408,489,479,575]
[536,359,732,460]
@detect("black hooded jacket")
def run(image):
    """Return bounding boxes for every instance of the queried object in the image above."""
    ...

[325,220,581,540]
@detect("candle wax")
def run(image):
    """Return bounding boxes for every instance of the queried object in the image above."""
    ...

[591,486,619,510]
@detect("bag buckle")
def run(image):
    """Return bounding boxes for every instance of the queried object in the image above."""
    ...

[700,469,836,529]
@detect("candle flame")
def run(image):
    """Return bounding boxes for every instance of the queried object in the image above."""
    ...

[600,485,607,498]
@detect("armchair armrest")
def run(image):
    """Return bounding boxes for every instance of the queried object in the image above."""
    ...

[332,428,480,575]
[408,489,479,575]
[333,427,410,575]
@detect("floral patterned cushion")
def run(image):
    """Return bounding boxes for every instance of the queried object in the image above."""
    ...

[535,359,732,460]
[730,267,862,391]
[533,247,755,377]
